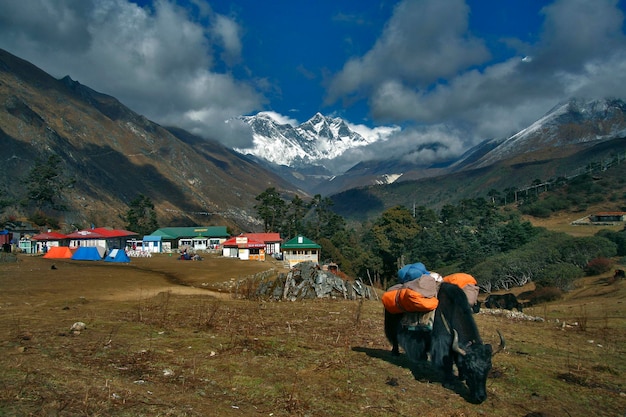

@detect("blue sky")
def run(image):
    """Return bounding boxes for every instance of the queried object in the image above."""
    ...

[1,0,626,169]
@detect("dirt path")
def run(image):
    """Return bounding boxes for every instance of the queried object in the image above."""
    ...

[99,285,230,301]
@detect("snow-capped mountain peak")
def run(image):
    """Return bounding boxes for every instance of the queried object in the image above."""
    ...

[235,112,395,170]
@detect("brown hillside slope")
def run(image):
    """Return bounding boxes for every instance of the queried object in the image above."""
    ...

[0,48,300,231]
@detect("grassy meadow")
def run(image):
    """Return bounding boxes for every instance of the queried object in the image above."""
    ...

[0,250,624,416]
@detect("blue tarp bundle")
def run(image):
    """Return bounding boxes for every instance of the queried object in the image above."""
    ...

[397,262,429,283]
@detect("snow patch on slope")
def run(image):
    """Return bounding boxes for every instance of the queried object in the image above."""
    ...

[374,174,403,185]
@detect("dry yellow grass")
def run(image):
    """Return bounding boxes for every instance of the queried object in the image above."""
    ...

[0,254,625,416]
[521,206,625,237]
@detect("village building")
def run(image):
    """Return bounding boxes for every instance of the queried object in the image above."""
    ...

[147,226,230,252]
[65,227,138,255]
[30,231,68,254]
[589,211,626,223]
[140,235,163,253]
[282,235,321,268]
[125,235,163,254]
[222,235,267,261]
[243,232,282,256]
[3,221,39,253]
[0,229,12,253]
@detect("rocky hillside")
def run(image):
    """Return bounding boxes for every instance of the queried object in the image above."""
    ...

[330,136,626,222]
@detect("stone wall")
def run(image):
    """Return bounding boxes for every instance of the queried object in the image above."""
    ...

[254,261,375,301]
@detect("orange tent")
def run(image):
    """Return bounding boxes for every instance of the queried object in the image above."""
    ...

[43,246,75,259]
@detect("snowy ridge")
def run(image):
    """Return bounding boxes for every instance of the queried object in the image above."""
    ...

[505,102,570,145]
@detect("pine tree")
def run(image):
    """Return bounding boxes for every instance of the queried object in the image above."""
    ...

[125,194,158,236]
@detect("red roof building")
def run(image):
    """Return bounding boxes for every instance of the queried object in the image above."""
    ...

[243,233,282,255]
[32,232,68,240]
[65,227,138,252]
[31,231,69,254]
[222,235,267,261]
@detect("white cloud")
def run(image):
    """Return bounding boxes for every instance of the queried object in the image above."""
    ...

[536,0,625,70]
[257,111,300,127]
[211,14,243,65]
[327,0,626,159]
[326,0,489,104]
[0,0,262,147]
[561,51,626,98]
[346,122,400,143]
[323,124,465,173]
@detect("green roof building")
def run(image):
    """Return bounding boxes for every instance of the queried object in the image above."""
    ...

[282,235,321,268]
[149,226,230,252]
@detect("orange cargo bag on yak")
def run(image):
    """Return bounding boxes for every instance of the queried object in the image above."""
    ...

[382,279,439,314]
[443,273,479,307]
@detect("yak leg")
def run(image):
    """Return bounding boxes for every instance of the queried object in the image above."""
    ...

[398,328,430,362]
[384,310,401,355]
[441,352,458,388]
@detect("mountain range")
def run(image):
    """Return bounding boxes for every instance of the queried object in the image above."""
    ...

[326,96,626,220]
[238,98,626,197]
[1,47,626,229]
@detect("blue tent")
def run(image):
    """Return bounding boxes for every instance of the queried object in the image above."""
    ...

[71,246,103,261]
[105,248,130,263]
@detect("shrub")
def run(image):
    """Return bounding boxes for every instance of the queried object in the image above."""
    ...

[28,210,59,228]
[527,286,563,305]
[519,204,551,218]
[596,230,626,256]
[584,257,613,276]
[519,195,571,218]
[535,263,584,291]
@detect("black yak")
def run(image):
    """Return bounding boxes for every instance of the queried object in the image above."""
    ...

[385,282,504,403]
[484,293,523,312]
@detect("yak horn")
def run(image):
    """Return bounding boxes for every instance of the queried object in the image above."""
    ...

[452,330,466,356]
[492,330,506,356]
